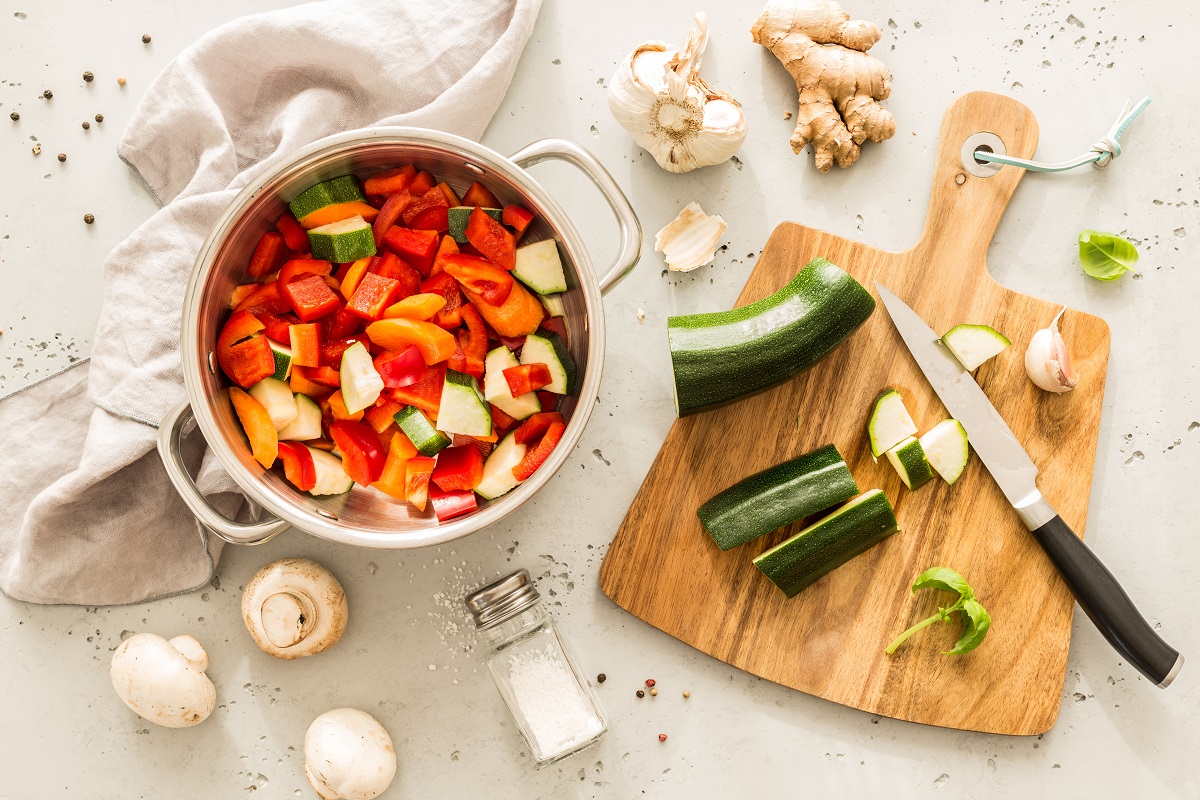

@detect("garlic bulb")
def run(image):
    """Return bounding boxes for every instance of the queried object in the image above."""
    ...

[655,202,728,271]
[1025,307,1078,393]
[608,13,748,172]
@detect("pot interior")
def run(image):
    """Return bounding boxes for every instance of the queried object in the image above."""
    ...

[189,133,595,545]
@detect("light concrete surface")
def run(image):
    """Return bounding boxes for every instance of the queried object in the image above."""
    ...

[1,1,1197,797]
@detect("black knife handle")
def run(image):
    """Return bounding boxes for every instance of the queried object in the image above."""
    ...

[1031,514,1182,687]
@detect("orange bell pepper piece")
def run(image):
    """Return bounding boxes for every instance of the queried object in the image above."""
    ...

[365,318,457,365]
[298,200,379,229]
[459,278,544,338]
[328,389,364,422]
[372,432,419,499]
[339,257,372,302]
[229,387,278,468]
[404,456,436,512]
[383,293,447,321]
[290,368,333,399]
[429,234,460,277]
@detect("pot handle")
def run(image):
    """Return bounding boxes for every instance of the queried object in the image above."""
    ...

[509,138,642,293]
[157,399,291,546]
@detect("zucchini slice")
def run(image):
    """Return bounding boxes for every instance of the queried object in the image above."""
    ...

[278,394,323,442]
[519,332,575,394]
[484,346,541,420]
[339,342,384,414]
[697,444,859,551]
[885,436,935,490]
[513,239,568,295]
[248,378,298,431]
[437,369,492,437]
[867,388,917,458]
[476,432,528,500]
[308,446,354,496]
[289,175,366,225]
[920,419,969,485]
[268,340,293,382]
[941,324,1010,371]
[394,406,450,456]
[753,489,899,598]
[667,257,875,417]
[539,293,567,318]
[307,215,377,263]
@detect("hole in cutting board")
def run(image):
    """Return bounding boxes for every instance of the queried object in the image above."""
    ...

[973,144,995,164]
[960,132,1006,178]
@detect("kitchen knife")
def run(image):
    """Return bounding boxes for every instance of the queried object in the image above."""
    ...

[876,282,1183,687]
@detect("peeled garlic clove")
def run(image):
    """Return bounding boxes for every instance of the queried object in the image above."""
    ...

[1025,307,1078,393]
[608,13,748,173]
[655,202,728,272]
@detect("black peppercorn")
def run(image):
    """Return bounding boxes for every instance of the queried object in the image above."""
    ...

[94,113,104,123]
[596,673,606,683]
[42,89,53,100]
[84,214,95,224]
[57,153,66,162]
[82,121,90,130]
[142,34,151,43]
[636,689,645,698]
[83,71,94,82]
[8,111,17,121]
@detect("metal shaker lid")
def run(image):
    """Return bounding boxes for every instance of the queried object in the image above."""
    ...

[465,568,541,629]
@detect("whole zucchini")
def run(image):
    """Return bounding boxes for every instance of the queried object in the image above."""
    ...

[667,257,875,417]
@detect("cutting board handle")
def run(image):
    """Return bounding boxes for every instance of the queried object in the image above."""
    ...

[913,92,1040,272]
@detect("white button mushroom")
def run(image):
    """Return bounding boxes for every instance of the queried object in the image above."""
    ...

[304,708,397,800]
[109,633,216,728]
[242,558,348,659]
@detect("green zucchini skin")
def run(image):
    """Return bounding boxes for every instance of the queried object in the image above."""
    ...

[753,489,899,598]
[667,258,876,417]
[697,444,859,551]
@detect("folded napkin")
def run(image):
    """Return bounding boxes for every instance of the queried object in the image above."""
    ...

[0,0,541,605]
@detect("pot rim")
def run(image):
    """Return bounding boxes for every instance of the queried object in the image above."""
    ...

[181,126,608,549]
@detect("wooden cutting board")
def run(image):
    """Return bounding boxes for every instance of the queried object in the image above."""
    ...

[599,92,1111,735]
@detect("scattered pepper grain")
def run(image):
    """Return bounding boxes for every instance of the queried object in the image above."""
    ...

[117,77,127,87]
[682,690,691,698]
[645,678,656,688]
[84,214,95,224]
[142,34,152,44]
[57,153,67,162]
[82,121,90,130]
[649,688,658,697]
[636,689,645,699]
[95,114,104,123]
[32,143,41,155]
[8,111,17,121]
[83,71,94,82]
[596,673,606,684]
[42,89,53,99]
[658,734,668,742]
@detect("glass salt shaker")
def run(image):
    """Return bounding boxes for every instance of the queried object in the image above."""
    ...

[465,568,607,764]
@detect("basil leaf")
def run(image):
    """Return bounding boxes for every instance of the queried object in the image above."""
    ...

[1078,229,1138,281]
[911,566,972,600]
[945,598,991,655]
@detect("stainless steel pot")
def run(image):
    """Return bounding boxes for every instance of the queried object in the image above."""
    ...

[158,128,640,549]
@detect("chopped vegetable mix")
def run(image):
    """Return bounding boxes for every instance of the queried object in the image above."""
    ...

[213,169,574,520]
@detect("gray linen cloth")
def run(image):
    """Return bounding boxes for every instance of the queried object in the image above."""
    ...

[0,0,541,605]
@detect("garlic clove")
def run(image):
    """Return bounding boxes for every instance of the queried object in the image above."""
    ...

[1025,307,1078,393]
[608,13,747,173]
[655,202,728,272]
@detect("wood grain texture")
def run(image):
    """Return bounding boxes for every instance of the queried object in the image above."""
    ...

[599,92,1111,735]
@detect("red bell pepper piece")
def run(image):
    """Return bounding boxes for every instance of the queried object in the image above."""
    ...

[389,363,446,416]
[490,402,519,435]
[448,303,487,379]
[259,312,297,344]
[216,310,276,388]
[283,274,342,322]
[329,420,386,485]
[496,333,526,351]
[322,334,370,369]
[290,368,334,399]
[289,323,321,367]
[275,211,312,252]
[431,444,484,492]
[363,165,416,197]
[365,398,405,434]
[428,486,479,522]
[410,205,449,234]
[513,412,565,445]
[536,391,558,412]
[247,230,288,279]
[374,345,426,388]
[372,190,412,245]
[279,258,332,286]
[419,272,465,329]
[512,419,565,481]
[369,252,421,299]
[539,317,569,348]
[407,170,437,197]
[451,433,495,459]
[462,181,501,209]
[464,207,516,271]
[401,187,449,226]
[319,306,362,340]
[235,281,293,316]
[276,441,317,492]
[347,272,402,321]
[404,455,435,512]
[502,204,535,240]
[440,254,513,306]
[229,283,258,310]
[382,227,440,274]
[502,363,552,396]
[297,364,341,387]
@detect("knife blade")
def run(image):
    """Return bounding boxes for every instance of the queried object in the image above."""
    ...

[876,282,1183,688]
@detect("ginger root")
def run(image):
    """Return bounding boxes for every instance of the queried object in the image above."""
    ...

[752,0,896,172]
